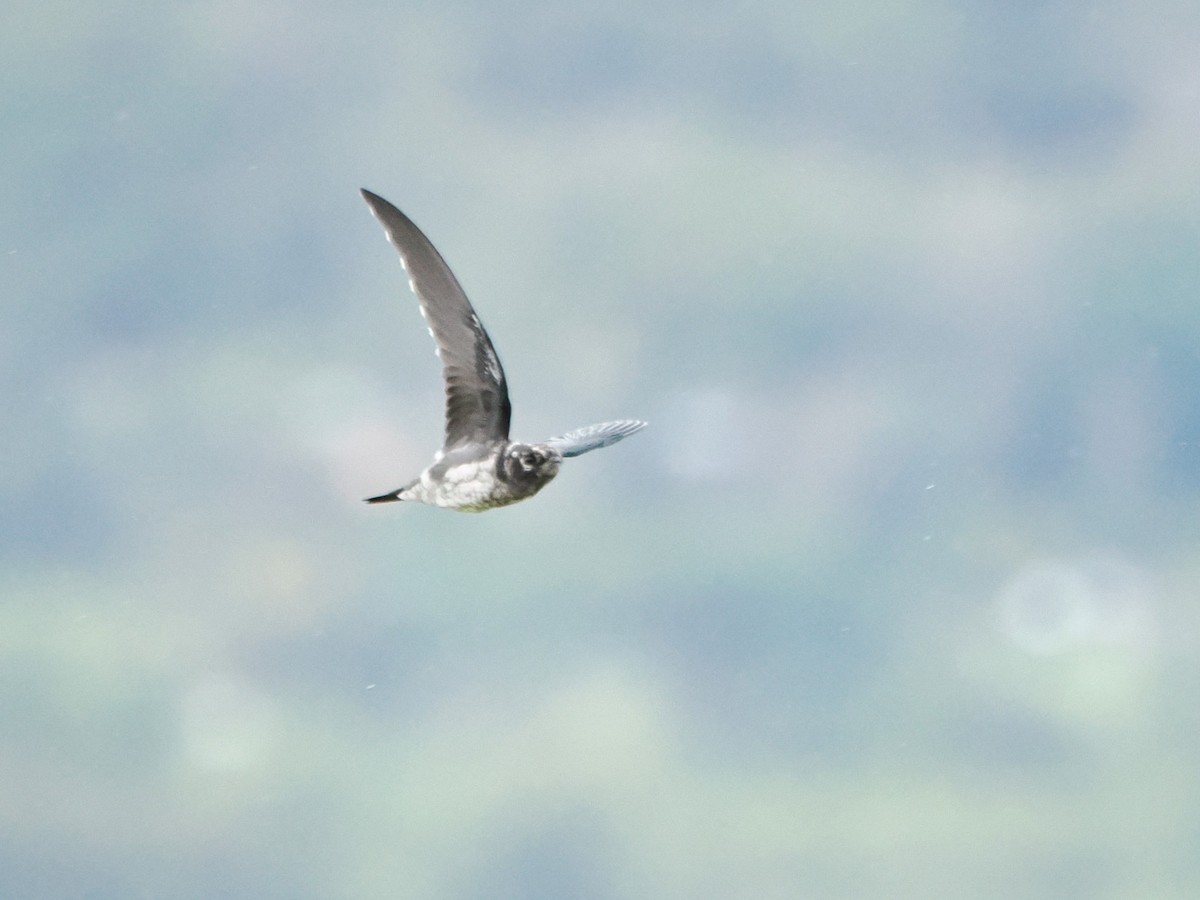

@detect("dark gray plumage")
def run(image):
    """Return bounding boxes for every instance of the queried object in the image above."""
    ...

[360,189,646,511]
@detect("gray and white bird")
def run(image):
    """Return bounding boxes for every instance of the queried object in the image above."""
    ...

[360,189,646,511]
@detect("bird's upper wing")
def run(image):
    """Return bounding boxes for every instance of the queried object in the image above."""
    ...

[361,189,511,449]
[545,419,647,458]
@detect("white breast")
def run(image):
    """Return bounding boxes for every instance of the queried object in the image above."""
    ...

[407,458,502,510]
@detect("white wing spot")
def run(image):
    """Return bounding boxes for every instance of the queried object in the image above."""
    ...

[483,348,503,385]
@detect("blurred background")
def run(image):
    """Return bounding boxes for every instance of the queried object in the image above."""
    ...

[6,1,1200,897]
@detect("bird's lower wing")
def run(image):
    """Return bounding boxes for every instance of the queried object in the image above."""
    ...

[546,419,647,458]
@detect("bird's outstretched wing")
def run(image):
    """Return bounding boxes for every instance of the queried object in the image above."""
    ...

[546,419,647,458]
[361,189,511,449]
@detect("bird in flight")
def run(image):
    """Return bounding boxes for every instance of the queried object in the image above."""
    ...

[360,189,646,511]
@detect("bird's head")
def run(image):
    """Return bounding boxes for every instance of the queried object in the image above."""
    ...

[501,442,562,487]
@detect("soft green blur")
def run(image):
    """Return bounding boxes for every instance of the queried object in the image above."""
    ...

[5,1,1200,897]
